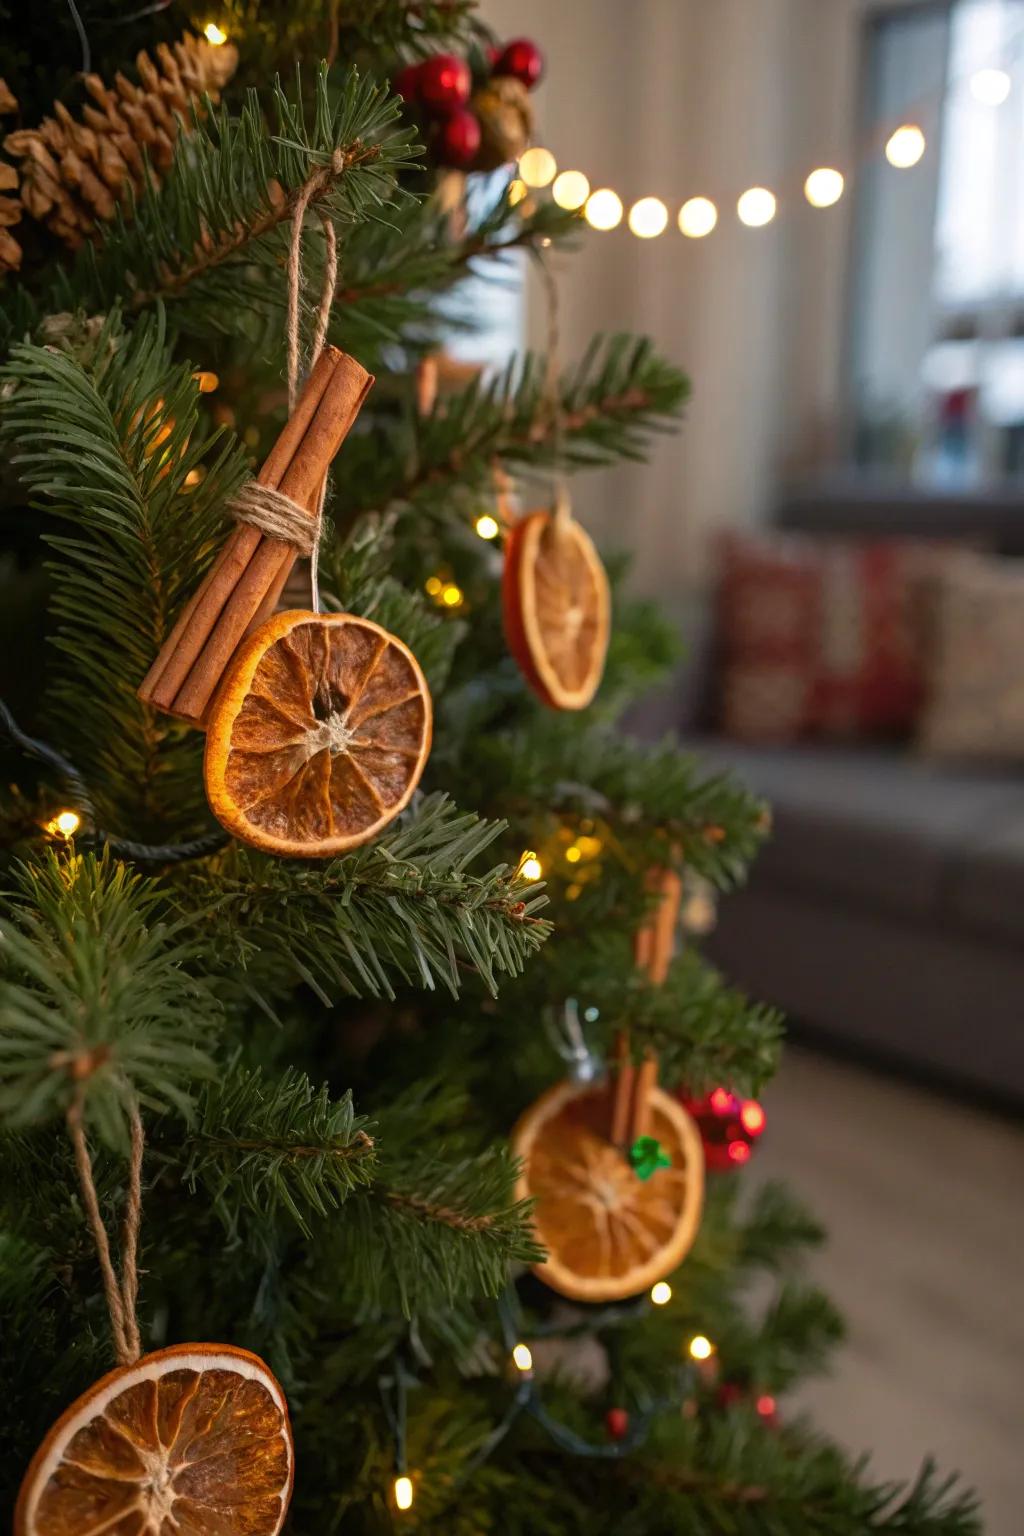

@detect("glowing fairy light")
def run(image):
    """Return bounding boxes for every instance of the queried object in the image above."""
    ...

[678,196,718,238]
[512,1343,534,1372]
[519,852,542,881]
[203,22,227,46]
[737,187,777,227]
[804,168,844,208]
[518,147,557,188]
[688,1334,715,1361]
[885,125,925,168]
[628,196,669,239]
[650,1281,672,1306]
[584,188,623,231]
[46,809,81,838]
[393,1475,414,1511]
[552,170,590,210]
[475,513,500,540]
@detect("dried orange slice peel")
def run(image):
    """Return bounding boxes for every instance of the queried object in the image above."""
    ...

[15,1343,293,1536]
[503,511,610,710]
[205,609,432,857]
[513,1078,704,1302]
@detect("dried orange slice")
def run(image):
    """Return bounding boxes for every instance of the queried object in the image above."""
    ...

[204,609,432,857]
[502,511,610,710]
[512,1079,704,1302]
[15,1342,293,1536]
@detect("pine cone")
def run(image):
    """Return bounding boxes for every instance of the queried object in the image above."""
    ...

[4,34,239,251]
[472,76,533,173]
[0,79,21,276]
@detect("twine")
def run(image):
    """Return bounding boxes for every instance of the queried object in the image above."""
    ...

[285,149,344,612]
[227,480,318,554]
[533,248,572,530]
[67,1097,144,1366]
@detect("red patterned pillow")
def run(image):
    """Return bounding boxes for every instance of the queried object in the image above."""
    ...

[717,533,933,743]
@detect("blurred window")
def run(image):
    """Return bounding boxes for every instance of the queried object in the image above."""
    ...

[850,0,1024,485]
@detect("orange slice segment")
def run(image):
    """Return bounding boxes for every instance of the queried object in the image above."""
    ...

[204,610,432,857]
[15,1343,293,1536]
[512,1078,704,1302]
[502,511,610,710]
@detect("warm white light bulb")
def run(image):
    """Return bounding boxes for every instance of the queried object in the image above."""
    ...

[552,170,590,210]
[46,809,81,838]
[628,196,669,239]
[203,22,227,46]
[507,178,528,207]
[885,124,926,169]
[394,1475,414,1511]
[804,167,844,208]
[688,1334,715,1361]
[650,1281,672,1306]
[970,68,1011,106]
[519,147,557,189]
[678,196,718,238]
[475,513,500,540]
[519,854,542,881]
[512,1342,534,1372]
[737,187,777,227]
[584,188,623,231]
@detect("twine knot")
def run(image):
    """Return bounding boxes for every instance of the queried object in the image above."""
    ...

[227,480,318,554]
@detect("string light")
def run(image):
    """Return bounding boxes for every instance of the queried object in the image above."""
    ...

[756,1394,777,1418]
[678,196,717,238]
[519,147,557,188]
[45,809,81,838]
[727,1140,751,1165]
[441,583,463,608]
[393,1475,414,1512]
[885,124,926,168]
[628,196,669,239]
[424,575,443,596]
[737,187,777,227]
[970,67,1011,106]
[688,1334,715,1361]
[552,170,590,210]
[650,1281,672,1306]
[584,188,623,231]
[508,178,528,207]
[565,844,581,863]
[512,1343,534,1373]
[519,852,542,881]
[203,22,227,46]
[474,513,500,540]
[804,167,844,208]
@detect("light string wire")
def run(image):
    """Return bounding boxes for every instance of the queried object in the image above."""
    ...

[382,1287,696,1500]
[0,698,228,863]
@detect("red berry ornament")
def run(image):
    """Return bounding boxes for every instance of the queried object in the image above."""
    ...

[605,1407,629,1442]
[438,107,481,168]
[393,62,423,103]
[681,1086,766,1172]
[493,38,545,90]
[419,53,472,115]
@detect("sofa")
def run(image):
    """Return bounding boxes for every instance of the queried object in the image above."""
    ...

[662,485,1024,1103]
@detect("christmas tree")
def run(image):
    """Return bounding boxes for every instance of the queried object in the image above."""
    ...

[0,5,978,1532]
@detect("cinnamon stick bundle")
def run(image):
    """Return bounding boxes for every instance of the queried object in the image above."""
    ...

[139,347,373,727]
[611,866,683,1147]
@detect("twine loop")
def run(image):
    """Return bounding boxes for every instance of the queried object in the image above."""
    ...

[285,149,344,611]
[67,1096,144,1367]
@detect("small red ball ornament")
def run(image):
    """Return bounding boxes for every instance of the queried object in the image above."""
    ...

[419,53,472,115]
[392,62,423,103]
[437,107,482,168]
[605,1407,629,1441]
[681,1086,766,1171]
[493,37,545,90]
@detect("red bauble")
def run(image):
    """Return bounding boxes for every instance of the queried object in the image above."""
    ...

[605,1407,629,1442]
[681,1086,766,1172]
[419,53,472,115]
[493,38,545,90]
[437,107,481,169]
[393,62,423,104]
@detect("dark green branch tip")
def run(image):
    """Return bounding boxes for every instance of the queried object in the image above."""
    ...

[629,1136,671,1181]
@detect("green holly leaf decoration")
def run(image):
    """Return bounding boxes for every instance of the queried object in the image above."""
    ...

[629,1136,671,1181]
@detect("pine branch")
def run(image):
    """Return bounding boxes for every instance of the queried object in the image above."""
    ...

[333,335,690,523]
[58,67,418,340]
[183,1064,377,1239]
[189,794,550,1004]
[0,309,247,837]
[0,852,218,1148]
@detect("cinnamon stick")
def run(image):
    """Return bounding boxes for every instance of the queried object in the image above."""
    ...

[613,865,684,1148]
[138,347,373,726]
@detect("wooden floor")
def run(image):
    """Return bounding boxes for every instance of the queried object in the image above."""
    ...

[754,1048,1024,1535]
